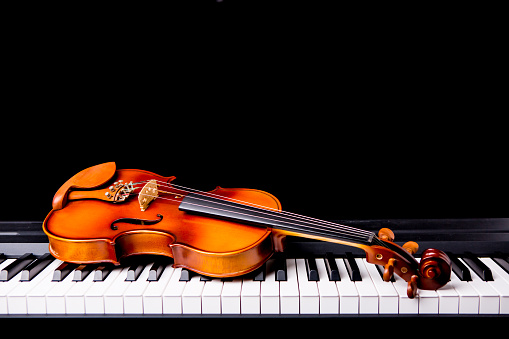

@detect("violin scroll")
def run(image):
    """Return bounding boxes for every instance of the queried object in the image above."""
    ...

[406,248,451,298]
[418,248,451,288]
[373,227,451,298]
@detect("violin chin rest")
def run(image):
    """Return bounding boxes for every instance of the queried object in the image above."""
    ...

[52,162,117,210]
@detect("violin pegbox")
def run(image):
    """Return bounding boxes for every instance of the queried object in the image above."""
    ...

[376,227,451,298]
[377,227,419,283]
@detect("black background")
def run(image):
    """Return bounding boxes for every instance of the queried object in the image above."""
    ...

[1,6,507,224]
[2,83,506,223]
[1,2,507,329]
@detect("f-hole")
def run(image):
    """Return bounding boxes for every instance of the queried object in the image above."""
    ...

[110,214,164,230]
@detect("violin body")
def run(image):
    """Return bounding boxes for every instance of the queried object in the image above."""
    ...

[44,162,282,277]
[43,162,452,297]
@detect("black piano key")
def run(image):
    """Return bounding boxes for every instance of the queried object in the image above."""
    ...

[463,252,493,281]
[73,264,98,281]
[0,253,6,265]
[274,254,287,281]
[20,253,54,282]
[344,252,362,281]
[200,275,213,281]
[94,264,114,281]
[305,257,319,281]
[0,253,36,281]
[252,263,266,281]
[492,252,509,274]
[148,261,166,282]
[447,252,471,281]
[324,252,340,281]
[125,263,145,282]
[179,269,192,281]
[53,262,79,281]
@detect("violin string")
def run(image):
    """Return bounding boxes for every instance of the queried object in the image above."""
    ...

[132,179,377,239]
[129,190,374,244]
[130,179,373,236]
[128,180,373,239]
[126,179,381,244]
[128,179,376,240]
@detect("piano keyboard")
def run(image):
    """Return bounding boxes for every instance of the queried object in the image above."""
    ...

[1,252,508,316]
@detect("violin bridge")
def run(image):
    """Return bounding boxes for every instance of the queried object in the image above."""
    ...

[138,179,158,211]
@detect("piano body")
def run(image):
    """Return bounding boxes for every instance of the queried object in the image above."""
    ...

[0,218,508,317]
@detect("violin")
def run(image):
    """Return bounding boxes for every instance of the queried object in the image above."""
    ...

[43,162,451,298]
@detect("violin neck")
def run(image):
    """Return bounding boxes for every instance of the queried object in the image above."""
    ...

[179,193,375,247]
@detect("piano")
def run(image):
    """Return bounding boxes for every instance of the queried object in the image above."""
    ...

[1,218,508,317]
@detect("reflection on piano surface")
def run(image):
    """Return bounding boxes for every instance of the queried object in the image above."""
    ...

[0,219,508,316]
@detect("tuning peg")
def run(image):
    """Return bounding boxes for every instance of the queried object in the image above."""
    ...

[403,241,419,255]
[383,258,396,282]
[407,275,419,299]
[378,228,395,242]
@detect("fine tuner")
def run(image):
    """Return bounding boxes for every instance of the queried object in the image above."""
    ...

[43,162,451,299]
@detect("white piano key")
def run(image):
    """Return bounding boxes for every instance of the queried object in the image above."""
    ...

[354,258,379,314]
[435,275,460,314]
[201,278,223,314]
[425,253,458,314]
[480,258,509,314]
[182,275,205,314]
[296,258,319,314]
[143,264,175,315]
[26,262,66,314]
[123,264,152,314]
[315,258,339,314]
[418,288,439,314]
[362,260,398,314]
[46,269,77,314]
[413,257,439,314]
[279,258,299,314]
[162,268,186,314]
[392,274,419,314]
[0,259,18,314]
[459,258,499,314]
[221,278,242,314]
[103,267,130,314]
[260,259,280,314]
[65,269,96,314]
[241,278,260,314]
[6,259,60,314]
[84,267,122,314]
[449,270,479,314]
[334,258,359,314]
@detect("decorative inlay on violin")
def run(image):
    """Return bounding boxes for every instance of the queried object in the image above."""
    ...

[43,162,451,298]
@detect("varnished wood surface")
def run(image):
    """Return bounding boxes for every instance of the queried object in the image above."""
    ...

[44,165,281,276]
